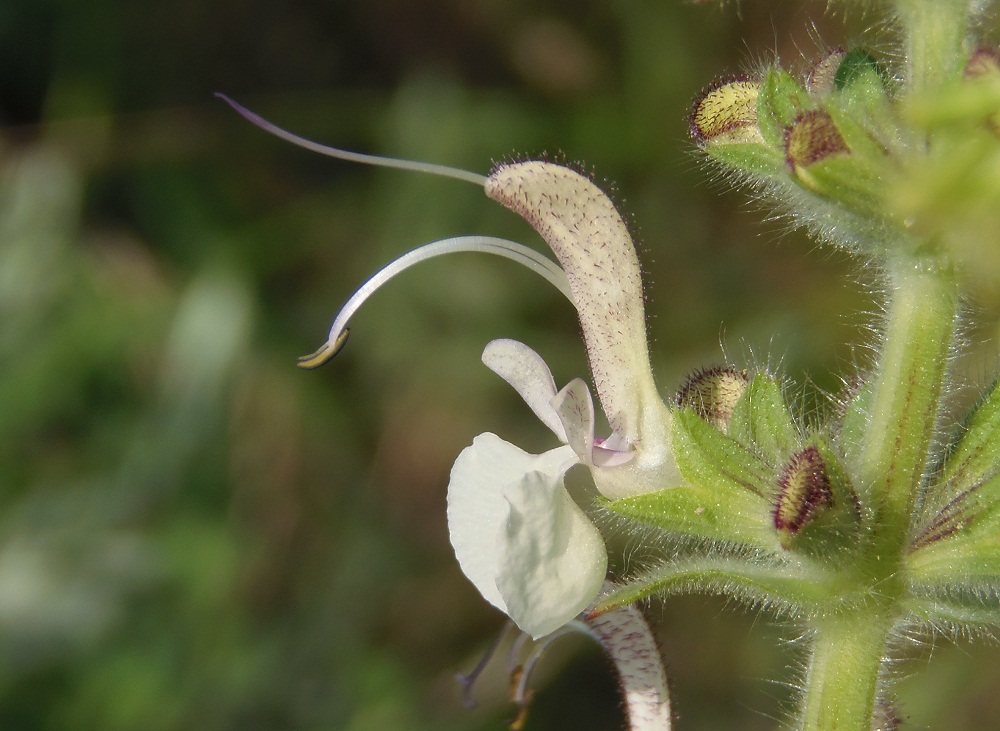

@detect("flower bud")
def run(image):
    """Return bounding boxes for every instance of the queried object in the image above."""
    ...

[964,47,1000,80]
[691,78,762,145]
[963,47,1000,135]
[676,365,749,432]
[774,442,861,556]
[691,79,785,177]
[774,445,833,546]
[782,108,892,221]
[784,109,850,172]
[806,48,847,97]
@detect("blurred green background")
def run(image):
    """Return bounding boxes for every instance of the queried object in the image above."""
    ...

[2,1,999,729]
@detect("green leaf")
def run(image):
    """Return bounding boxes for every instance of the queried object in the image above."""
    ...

[904,584,1000,629]
[913,377,1000,553]
[758,68,814,148]
[702,142,787,179]
[931,375,1000,504]
[605,482,777,551]
[904,75,1000,130]
[673,408,777,497]
[792,155,887,220]
[908,483,1000,583]
[826,49,900,164]
[825,99,893,163]
[834,49,891,95]
[728,372,799,464]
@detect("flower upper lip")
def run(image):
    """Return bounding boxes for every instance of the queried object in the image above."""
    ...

[485,162,679,492]
[485,162,670,464]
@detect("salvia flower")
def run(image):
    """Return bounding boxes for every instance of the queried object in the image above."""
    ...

[452,162,681,638]
[217,95,680,639]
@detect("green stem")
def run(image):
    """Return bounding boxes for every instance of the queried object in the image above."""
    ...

[895,0,970,96]
[800,613,894,731]
[856,256,958,536]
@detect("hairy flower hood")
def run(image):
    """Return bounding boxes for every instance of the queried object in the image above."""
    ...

[485,161,678,496]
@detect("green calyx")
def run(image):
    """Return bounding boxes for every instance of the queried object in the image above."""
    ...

[691,47,909,255]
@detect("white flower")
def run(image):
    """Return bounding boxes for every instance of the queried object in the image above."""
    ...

[446,162,681,638]
[215,96,678,639]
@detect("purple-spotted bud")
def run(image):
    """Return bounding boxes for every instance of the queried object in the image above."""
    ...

[774,445,833,548]
[806,48,847,96]
[774,442,861,556]
[784,109,850,172]
[963,47,1000,80]
[782,108,891,220]
[691,78,763,145]
[784,108,895,223]
[676,365,749,432]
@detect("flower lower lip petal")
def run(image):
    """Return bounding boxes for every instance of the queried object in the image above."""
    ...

[447,433,580,619]
[495,462,608,639]
[552,377,597,464]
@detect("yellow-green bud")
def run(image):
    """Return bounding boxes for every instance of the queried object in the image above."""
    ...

[691,78,762,145]
[676,365,749,432]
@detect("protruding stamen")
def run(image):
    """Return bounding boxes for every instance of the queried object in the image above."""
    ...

[298,236,573,368]
[215,93,489,186]
[297,329,351,370]
[456,620,517,710]
[509,625,575,705]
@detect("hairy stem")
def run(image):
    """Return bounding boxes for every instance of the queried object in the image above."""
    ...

[856,256,959,540]
[895,0,971,97]
[800,613,894,731]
